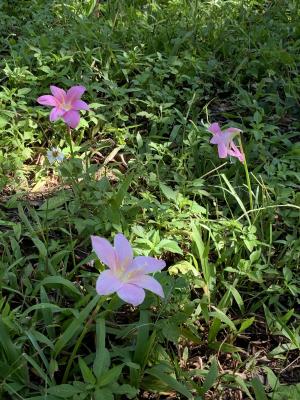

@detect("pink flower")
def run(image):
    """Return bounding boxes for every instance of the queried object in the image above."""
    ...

[208,122,245,162]
[37,85,89,129]
[91,233,165,306]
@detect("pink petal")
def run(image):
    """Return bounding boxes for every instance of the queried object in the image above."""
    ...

[96,270,123,295]
[66,85,86,103]
[228,143,245,163]
[117,284,145,306]
[72,99,89,111]
[127,256,166,274]
[50,86,66,103]
[91,235,117,270]
[129,275,164,298]
[217,143,228,158]
[210,135,220,145]
[114,233,133,270]
[49,107,64,122]
[225,127,242,135]
[37,95,58,107]
[63,110,80,128]
[208,122,222,136]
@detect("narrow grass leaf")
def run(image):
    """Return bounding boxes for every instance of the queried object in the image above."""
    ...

[54,295,99,357]
[146,366,193,399]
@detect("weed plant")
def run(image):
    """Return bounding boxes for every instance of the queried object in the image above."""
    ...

[0,0,299,399]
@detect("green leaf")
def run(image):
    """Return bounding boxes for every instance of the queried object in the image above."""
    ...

[22,353,49,383]
[31,237,47,258]
[33,276,81,297]
[23,303,64,316]
[208,342,244,353]
[221,174,251,224]
[47,384,80,398]
[224,282,244,312]
[201,357,218,394]
[94,388,114,400]
[54,295,99,357]
[157,239,183,254]
[79,357,96,384]
[251,377,268,400]
[146,366,193,399]
[39,194,71,210]
[159,183,178,202]
[113,173,133,208]
[209,307,237,332]
[238,317,255,333]
[98,364,124,387]
[94,317,110,379]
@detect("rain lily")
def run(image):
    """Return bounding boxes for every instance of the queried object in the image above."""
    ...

[37,85,89,129]
[46,147,64,164]
[208,122,245,162]
[91,233,165,306]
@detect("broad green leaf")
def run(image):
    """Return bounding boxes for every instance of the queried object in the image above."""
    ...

[157,239,183,254]
[159,183,178,202]
[39,194,71,210]
[98,364,124,387]
[201,357,218,394]
[47,384,80,398]
[94,388,114,400]
[251,377,268,400]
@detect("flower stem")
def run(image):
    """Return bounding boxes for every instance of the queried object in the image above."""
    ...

[66,125,74,158]
[238,136,253,211]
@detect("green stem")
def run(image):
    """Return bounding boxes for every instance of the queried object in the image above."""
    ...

[66,125,74,158]
[62,299,104,383]
[238,136,253,211]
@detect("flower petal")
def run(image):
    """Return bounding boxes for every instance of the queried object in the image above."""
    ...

[91,235,117,270]
[37,95,58,107]
[228,142,245,162]
[47,151,55,164]
[114,233,133,270]
[208,122,222,136]
[128,256,166,274]
[49,107,64,122]
[225,127,242,135]
[117,284,145,306]
[50,86,66,104]
[63,110,80,128]
[210,135,220,144]
[96,270,123,295]
[217,142,228,158]
[129,275,164,298]
[66,85,86,103]
[72,99,89,111]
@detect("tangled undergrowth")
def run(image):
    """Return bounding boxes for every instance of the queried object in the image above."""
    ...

[0,1,299,399]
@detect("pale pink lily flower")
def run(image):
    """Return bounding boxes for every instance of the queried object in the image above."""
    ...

[91,233,165,306]
[208,122,245,163]
[37,85,89,129]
